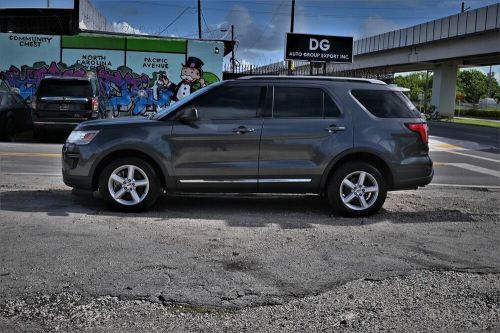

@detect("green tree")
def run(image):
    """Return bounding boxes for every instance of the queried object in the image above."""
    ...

[457,69,499,103]
[394,72,433,101]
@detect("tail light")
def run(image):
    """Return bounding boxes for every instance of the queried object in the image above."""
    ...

[31,96,37,110]
[405,123,428,145]
[91,97,99,111]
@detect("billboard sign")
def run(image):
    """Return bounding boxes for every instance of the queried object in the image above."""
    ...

[285,33,353,63]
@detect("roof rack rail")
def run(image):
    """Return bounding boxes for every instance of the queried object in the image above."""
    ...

[236,75,386,85]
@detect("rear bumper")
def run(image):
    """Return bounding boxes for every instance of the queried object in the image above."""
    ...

[391,155,434,190]
[32,111,100,131]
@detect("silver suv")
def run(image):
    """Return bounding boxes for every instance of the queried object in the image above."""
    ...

[62,76,433,217]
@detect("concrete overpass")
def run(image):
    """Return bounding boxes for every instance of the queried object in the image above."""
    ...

[332,3,500,116]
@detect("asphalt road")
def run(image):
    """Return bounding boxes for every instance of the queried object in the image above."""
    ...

[428,121,500,188]
[0,122,499,332]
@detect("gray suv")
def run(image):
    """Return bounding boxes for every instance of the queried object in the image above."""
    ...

[62,76,433,217]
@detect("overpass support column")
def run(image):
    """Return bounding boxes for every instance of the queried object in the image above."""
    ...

[431,63,458,117]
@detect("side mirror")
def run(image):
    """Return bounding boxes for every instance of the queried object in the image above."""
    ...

[179,107,199,123]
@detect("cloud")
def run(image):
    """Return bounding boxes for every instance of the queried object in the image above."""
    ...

[222,4,292,64]
[358,16,399,38]
[112,21,147,35]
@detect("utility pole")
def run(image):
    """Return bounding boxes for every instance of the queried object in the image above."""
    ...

[287,0,295,75]
[231,24,235,74]
[198,0,202,39]
[461,2,470,12]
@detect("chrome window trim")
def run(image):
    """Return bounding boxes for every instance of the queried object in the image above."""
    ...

[179,178,312,184]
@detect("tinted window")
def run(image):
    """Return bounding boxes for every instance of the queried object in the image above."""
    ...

[36,79,93,97]
[0,93,4,106]
[274,87,322,118]
[351,89,421,118]
[2,93,14,107]
[193,86,262,120]
[324,93,341,117]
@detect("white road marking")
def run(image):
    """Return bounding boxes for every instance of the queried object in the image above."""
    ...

[436,163,499,177]
[437,150,500,163]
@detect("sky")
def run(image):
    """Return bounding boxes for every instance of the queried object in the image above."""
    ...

[1,0,498,78]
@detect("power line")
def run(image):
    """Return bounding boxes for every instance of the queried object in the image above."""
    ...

[158,7,192,35]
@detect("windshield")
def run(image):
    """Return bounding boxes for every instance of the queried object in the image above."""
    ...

[152,82,223,120]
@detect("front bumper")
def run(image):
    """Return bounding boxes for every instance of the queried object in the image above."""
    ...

[62,143,97,190]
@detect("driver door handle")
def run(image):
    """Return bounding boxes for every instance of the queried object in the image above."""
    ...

[232,126,255,134]
[325,125,345,133]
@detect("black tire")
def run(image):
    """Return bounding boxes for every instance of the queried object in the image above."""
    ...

[98,157,161,212]
[327,162,387,217]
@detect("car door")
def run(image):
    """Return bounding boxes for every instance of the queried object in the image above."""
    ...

[170,84,266,192]
[258,84,352,193]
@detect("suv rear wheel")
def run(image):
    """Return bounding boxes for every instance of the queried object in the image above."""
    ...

[328,162,387,217]
[98,158,161,212]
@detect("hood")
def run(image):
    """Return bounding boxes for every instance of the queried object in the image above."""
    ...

[75,117,156,130]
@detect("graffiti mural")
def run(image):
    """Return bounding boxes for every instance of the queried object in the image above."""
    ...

[0,32,224,116]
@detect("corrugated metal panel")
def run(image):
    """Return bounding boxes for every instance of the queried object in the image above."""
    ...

[486,4,497,29]
[414,24,420,44]
[457,12,467,35]
[449,14,458,37]
[497,3,500,28]
[441,16,450,38]
[427,21,434,41]
[400,28,407,47]
[353,40,358,55]
[419,23,427,43]
[360,39,365,54]
[387,31,393,48]
[368,36,374,53]
[433,19,442,40]
[466,9,477,33]
[375,35,381,51]
[407,26,414,45]
[394,29,400,48]
[384,32,389,49]
[476,7,487,31]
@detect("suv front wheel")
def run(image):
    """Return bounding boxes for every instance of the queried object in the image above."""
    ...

[98,158,161,212]
[328,162,387,217]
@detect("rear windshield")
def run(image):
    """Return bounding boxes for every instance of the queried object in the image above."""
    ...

[36,79,93,97]
[351,89,421,118]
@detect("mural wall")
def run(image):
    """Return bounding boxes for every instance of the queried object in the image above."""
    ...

[0,32,224,115]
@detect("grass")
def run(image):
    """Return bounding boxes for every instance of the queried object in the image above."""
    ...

[439,117,500,129]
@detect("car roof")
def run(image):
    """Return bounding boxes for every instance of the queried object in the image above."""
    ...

[236,75,386,85]
[41,76,93,81]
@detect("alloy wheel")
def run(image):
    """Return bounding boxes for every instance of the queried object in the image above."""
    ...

[107,164,150,206]
[339,171,379,211]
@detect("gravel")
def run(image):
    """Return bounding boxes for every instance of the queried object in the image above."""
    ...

[1,270,499,332]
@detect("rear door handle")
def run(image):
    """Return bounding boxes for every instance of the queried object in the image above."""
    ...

[232,126,255,134]
[325,125,345,133]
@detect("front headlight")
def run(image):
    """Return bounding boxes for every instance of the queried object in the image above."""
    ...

[66,130,99,145]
